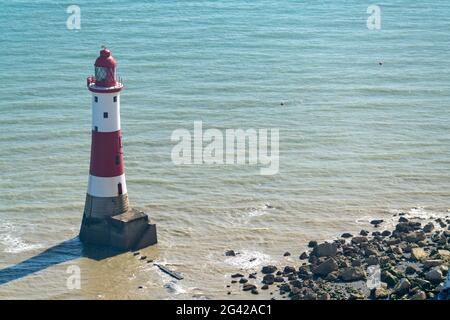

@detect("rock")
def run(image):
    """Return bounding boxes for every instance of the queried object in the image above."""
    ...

[242,284,256,291]
[351,259,362,267]
[299,252,308,260]
[371,219,384,226]
[405,266,417,275]
[394,278,411,294]
[308,240,318,248]
[341,233,353,238]
[262,274,274,285]
[423,223,434,233]
[425,268,443,284]
[398,217,409,223]
[239,277,248,284]
[283,251,291,257]
[249,273,256,279]
[381,230,391,237]
[279,283,291,294]
[274,276,284,282]
[225,250,236,256]
[231,273,244,278]
[261,265,277,274]
[351,236,368,245]
[311,242,338,257]
[318,292,331,300]
[366,255,378,266]
[411,247,427,261]
[283,266,296,274]
[325,272,338,282]
[437,249,450,261]
[386,238,401,246]
[261,284,269,290]
[360,230,369,236]
[392,247,403,255]
[411,290,426,300]
[339,267,366,282]
[396,221,421,233]
[312,258,338,276]
[251,289,259,295]
[381,271,398,288]
[372,287,389,299]
[405,231,426,243]
[413,278,431,290]
[423,259,443,268]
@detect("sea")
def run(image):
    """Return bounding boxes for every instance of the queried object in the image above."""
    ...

[0,0,449,299]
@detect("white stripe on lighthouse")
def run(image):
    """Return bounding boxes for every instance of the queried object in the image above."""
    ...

[92,92,121,133]
[87,174,127,197]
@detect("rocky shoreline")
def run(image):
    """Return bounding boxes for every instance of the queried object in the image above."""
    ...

[227,212,450,300]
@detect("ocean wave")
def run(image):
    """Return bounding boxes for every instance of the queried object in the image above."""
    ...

[224,249,274,270]
[0,222,42,253]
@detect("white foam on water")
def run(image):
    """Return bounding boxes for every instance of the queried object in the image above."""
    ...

[0,222,42,253]
[223,249,275,270]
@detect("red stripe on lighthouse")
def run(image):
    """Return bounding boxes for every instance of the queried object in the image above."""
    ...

[90,130,124,177]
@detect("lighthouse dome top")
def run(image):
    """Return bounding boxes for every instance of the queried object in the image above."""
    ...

[95,48,116,68]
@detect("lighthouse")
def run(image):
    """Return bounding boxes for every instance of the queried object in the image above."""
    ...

[79,47,157,251]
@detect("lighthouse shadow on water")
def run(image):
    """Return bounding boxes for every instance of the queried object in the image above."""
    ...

[0,236,121,286]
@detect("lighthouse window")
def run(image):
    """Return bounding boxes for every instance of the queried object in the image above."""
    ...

[103,112,108,118]
[113,96,117,103]
[115,155,120,165]
[94,96,98,103]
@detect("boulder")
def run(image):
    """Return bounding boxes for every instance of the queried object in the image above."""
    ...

[425,268,443,284]
[411,290,426,300]
[339,267,366,282]
[411,247,427,261]
[351,236,368,245]
[405,231,426,243]
[423,259,443,268]
[262,274,275,285]
[308,240,318,248]
[341,233,353,238]
[225,250,236,256]
[299,252,308,260]
[311,242,338,257]
[261,265,277,274]
[242,284,256,291]
[312,258,338,276]
[372,286,389,299]
[423,222,434,233]
[394,278,411,294]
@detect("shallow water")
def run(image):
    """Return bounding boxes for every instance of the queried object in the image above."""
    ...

[0,1,449,299]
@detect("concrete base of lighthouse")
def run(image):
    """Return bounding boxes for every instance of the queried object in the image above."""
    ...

[79,207,157,251]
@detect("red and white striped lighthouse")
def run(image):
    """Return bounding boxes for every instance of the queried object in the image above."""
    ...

[80,48,157,250]
[84,47,128,216]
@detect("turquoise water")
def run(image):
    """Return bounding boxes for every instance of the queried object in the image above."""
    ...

[0,0,449,299]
